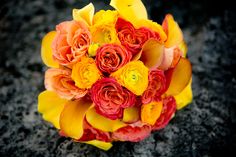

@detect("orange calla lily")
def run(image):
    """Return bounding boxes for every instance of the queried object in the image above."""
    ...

[86,107,126,132]
[73,3,95,26]
[38,90,67,129]
[41,31,59,68]
[162,14,183,48]
[133,39,164,69]
[165,58,192,96]
[60,98,92,139]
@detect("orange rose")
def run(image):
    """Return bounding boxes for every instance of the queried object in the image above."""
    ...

[142,69,166,104]
[52,20,91,65]
[96,44,132,74]
[45,68,87,100]
[116,18,159,56]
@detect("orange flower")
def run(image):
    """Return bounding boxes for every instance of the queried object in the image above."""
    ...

[45,68,87,100]
[96,44,132,74]
[52,20,91,65]
[71,57,101,89]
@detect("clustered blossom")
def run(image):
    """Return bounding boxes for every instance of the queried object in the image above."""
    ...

[38,0,192,151]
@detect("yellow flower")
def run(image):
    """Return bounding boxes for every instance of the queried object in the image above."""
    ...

[72,57,101,89]
[90,10,119,44]
[111,61,149,95]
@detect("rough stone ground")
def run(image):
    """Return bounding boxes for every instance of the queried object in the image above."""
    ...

[0,0,235,157]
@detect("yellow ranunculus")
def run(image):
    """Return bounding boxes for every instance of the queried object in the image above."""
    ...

[111,61,149,95]
[72,57,101,89]
[90,10,119,44]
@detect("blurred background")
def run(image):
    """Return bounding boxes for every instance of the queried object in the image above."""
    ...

[0,0,235,156]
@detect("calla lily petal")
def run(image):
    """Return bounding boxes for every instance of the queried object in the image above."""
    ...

[162,14,183,48]
[178,40,188,57]
[134,39,164,69]
[123,107,139,123]
[73,3,95,26]
[165,58,192,96]
[174,79,193,110]
[86,107,126,132]
[110,0,147,24]
[60,98,92,139]
[141,101,163,125]
[83,140,113,151]
[38,90,67,129]
[41,31,59,68]
[158,47,174,70]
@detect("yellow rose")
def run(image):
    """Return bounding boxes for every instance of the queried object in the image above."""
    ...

[111,61,149,95]
[72,57,101,89]
[90,10,119,44]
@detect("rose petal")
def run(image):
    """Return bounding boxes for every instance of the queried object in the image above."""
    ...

[141,101,163,125]
[60,98,92,139]
[162,14,183,48]
[73,3,95,26]
[112,121,151,142]
[165,58,192,96]
[133,39,164,69]
[174,78,193,110]
[83,140,112,151]
[110,0,147,24]
[86,107,126,132]
[41,31,59,68]
[134,19,167,43]
[38,91,67,129]
[123,107,139,123]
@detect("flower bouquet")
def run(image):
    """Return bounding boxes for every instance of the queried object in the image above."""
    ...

[38,0,192,150]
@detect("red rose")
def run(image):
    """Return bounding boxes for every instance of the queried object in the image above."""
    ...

[90,78,136,120]
[142,69,166,104]
[152,96,176,131]
[112,121,151,142]
[96,44,131,74]
[116,18,157,56]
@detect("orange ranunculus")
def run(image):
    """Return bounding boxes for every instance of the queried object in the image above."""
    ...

[52,20,91,65]
[116,18,158,56]
[142,69,166,104]
[45,68,87,100]
[71,57,101,89]
[96,44,132,74]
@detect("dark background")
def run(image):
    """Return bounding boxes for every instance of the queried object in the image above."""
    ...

[0,0,236,156]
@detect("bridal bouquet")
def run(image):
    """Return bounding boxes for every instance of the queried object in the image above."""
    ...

[38,0,192,150]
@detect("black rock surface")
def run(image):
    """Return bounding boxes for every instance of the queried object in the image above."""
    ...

[0,0,235,156]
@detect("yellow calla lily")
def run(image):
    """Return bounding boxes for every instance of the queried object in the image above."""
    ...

[83,140,113,151]
[174,79,193,110]
[73,3,95,26]
[86,107,126,132]
[123,107,139,123]
[110,0,147,24]
[60,99,92,139]
[38,90,67,129]
[41,31,59,68]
